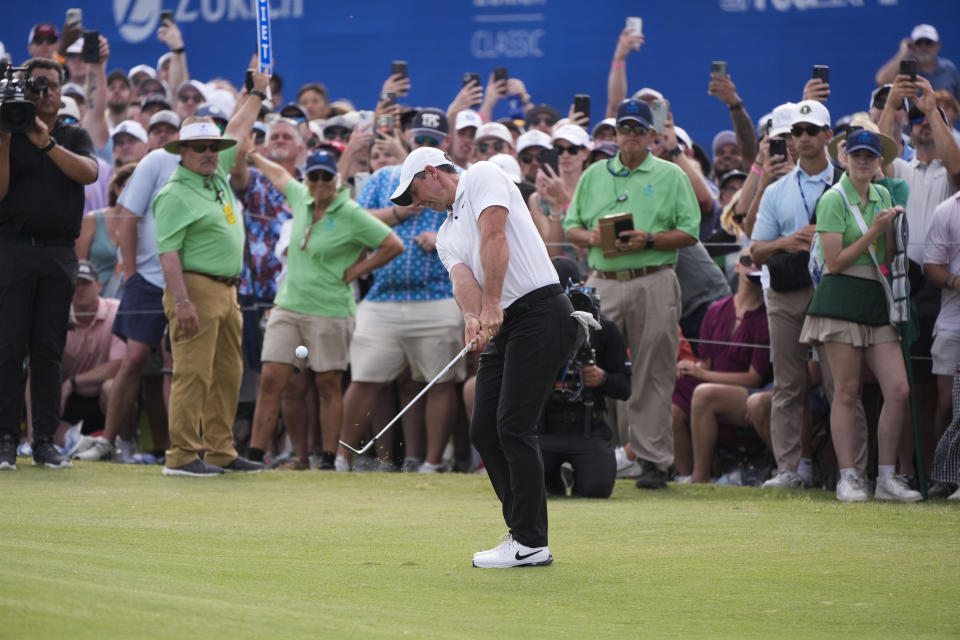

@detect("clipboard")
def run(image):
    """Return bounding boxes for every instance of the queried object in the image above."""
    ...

[599,213,640,258]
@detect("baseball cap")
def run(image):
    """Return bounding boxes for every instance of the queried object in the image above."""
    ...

[77,260,98,282]
[316,140,346,157]
[207,89,236,121]
[62,83,86,103]
[176,80,210,102]
[589,142,619,159]
[455,109,483,131]
[591,118,616,138]
[28,23,58,46]
[389,147,455,206]
[128,64,157,82]
[674,126,693,151]
[196,102,229,123]
[552,256,583,288]
[410,107,450,140]
[551,123,589,148]
[712,130,738,158]
[322,114,352,137]
[792,100,831,128]
[911,24,939,43]
[107,69,131,88]
[475,122,513,146]
[718,169,747,190]
[769,102,796,137]
[279,101,308,122]
[632,87,664,102]
[157,51,173,71]
[137,78,167,98]
[111,120,148,144]
[489,153,523,184]
[844,128,883,158]
[148,109,181,132]
[517,130,552,153]
[141,93,171,111]
[827,115,897,165]
[302,149,339,176]
[58,96,80,124]
[615,99,653,128]
[525,104,560,126]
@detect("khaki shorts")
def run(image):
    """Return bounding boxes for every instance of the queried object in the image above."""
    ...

[932,331,960,376]
[349,299,466,383]
[260,306,354,372]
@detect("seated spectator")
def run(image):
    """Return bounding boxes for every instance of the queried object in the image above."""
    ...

[47,261,125,446]
[671,251,772,482]
[76,163,136,298]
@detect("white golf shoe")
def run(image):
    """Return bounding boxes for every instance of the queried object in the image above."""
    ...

[614,446,642,478]
[874,475,922,502]
[836,475,870,502]
[472,533,553,568]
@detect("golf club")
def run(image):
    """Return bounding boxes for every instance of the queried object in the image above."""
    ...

[339,340,476,456]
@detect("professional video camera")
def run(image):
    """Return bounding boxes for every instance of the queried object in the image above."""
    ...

[551,281,602,404]
[0,63,43,133]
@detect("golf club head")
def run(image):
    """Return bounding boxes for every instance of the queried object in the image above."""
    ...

[338,439,372,455]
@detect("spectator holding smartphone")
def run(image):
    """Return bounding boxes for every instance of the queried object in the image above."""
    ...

[875,25,960,102]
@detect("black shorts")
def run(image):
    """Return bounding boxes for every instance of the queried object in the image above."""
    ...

[61,393,106,433]
[112,273,167,350]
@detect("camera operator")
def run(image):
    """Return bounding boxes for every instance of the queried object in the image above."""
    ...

[0,57,99,470]
[540,257,631,498]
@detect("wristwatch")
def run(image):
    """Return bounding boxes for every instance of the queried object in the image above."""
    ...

[645,234,656,250]
[669,146,683,159]
[40,137,56,153]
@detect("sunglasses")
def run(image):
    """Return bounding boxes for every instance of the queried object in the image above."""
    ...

[414,135,439,147]
[476,141,506,153]
[307,169,335,183]
[872,97,905,111]
[529,116,555,126]
[32,36,57,45]
[184,143,220,153]
[790,124,825,137]
[910,114,927,125]
[178,93,204,104]
[553,144,582,156]
[326,128,349,140]
[617,122,649,135]
[519,153,539,164]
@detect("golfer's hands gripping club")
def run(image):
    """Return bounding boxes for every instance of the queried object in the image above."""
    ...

[465,305,502,350]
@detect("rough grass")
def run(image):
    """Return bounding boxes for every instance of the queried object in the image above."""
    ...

[0,462,957,639]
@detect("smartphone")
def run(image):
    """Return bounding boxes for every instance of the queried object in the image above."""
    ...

[812,65,830,84]
[493,66,508,94]
[66,8,82,26]
[161,9,175,23]
[380,90,397,107]
[462,72,481,88]
[626,16,642,36]
[376,114,394,137]
[356,110,375,135]
[245,69,254,92]
[614,216,634,240]
[81,31,100,64]
[650,99,669,134]
[391,60,408,79]
[899,58,917,81]
[711,61,728,78]
[769,137,787,159]
[574,94,590,127]
[538,148,559,175]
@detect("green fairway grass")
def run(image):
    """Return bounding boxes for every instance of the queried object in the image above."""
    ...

[1,462,957,639]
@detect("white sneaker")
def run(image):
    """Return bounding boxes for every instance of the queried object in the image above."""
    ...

[116,436,137,461]
[949,486,960,501]
[472,533,553,568]
[417,461,446,474]
[72,437,117,462]
[875,475,923,502]
[67,434,98,458]
[836,475,870,502]
[334,455,351,472]
[762,470,806,489]
[674,474,693,484]
[614,446,642,478]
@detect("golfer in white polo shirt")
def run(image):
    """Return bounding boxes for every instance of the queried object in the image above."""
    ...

[391,147,576,568]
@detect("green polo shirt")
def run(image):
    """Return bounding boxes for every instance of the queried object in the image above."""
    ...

[816,173,893,266]
[154,140,244,277]
[276,180,392,317]
[564,151,699,270]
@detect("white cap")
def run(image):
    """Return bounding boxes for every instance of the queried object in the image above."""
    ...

[769,102,796,137]
[674,125,693,150]
[163,121,237,154]
[128,64,157,81]
[62,82,85,102]
[207,89,236,120]
[489,153,523,183]
[175,79,209,102]
[792,100,831,128]
[148,109,181,131]
[475,122,513,147]
[111,120,148,144]
[389,147,456,206]
[632,87,664,101]
[58,96,80,122]
[455,109,483,131]
[157,51,174,71]
[517,129,552,153]
[591,117,616,138]
[551,124,589,148]
[756,111,774,137]
[911,24,939,43]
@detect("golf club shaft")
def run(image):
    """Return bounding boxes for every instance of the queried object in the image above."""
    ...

[339,340,475,455]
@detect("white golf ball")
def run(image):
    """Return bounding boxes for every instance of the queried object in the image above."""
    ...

[295,345,308,359]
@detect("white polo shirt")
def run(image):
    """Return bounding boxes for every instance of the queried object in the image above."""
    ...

[893,156,957,264]
[436,161,557,308]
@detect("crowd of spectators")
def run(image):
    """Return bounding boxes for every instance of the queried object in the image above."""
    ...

[2,15,960,501]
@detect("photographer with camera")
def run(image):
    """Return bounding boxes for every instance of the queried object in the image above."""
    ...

[0,57,99,470]
[540,258,631,499]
